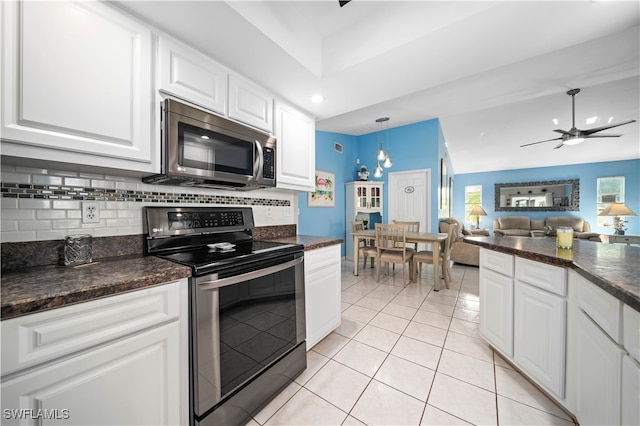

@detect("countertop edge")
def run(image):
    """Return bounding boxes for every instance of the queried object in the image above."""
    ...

[466,237,640,312]
[1,256,192,321]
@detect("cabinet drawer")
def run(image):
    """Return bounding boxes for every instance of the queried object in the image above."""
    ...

[575,273,622,343]
[516,257,566,296]
[1,281,182,376]
[304,245,340,273]
[623,304,640,362]
[480,248,514,277]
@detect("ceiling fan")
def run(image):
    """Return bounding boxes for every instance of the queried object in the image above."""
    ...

[521,88,636,150]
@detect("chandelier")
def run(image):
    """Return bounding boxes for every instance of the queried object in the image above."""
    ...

[373,117,392,178]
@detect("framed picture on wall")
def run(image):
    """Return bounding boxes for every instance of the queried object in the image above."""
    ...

[308,170,335,207]
[440,158,448,210]
[448,176,454,217]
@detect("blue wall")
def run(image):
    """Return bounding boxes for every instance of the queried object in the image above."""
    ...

[453,159,640,235]
[298,120,443,256]
[297,131,357,249]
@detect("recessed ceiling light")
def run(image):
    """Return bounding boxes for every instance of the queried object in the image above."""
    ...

[311,94,324,103]
[552,118,559,125]
[608,116,614,123]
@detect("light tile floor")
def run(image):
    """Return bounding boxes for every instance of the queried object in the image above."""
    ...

[250,260,576,425]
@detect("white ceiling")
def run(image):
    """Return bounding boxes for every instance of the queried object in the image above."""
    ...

[114,0,640,174]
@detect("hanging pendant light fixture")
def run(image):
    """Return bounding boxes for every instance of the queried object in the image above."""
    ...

[374,117,391,176]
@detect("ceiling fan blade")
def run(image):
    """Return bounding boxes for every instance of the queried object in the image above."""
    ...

[520,137,563,147]
[552,129,572,135]
[339,0,351,7]
[553,142,565,149]
[584,133,623,138]
[582,119,637,135]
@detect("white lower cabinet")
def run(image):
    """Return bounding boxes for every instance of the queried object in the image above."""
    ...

[304,244,341,349]
[479,268,514,356]
[479,249,514,357]
[0,281,186,425]
[622,354,640,426]
[573,309,622,426]
[514,282,566,398]
[1,322,180,426]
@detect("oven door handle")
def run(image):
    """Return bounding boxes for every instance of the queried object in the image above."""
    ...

[197,257,303,291]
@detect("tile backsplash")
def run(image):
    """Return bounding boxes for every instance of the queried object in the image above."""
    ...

[1,164,298,242]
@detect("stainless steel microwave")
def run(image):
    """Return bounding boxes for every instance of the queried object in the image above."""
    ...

[143,99,276,190]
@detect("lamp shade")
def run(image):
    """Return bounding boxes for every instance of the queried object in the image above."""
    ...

[598,203,637,217]
[469,205,487,216]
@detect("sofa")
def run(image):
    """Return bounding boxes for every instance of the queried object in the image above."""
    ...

[439,217,489,266]
[492,216,601,241]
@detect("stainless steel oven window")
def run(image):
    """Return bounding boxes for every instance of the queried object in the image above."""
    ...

[191,254,305,417]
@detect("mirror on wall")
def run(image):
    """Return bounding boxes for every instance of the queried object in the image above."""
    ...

[495,179,579,212]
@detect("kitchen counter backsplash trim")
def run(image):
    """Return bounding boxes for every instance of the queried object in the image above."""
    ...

[1,182,290,206]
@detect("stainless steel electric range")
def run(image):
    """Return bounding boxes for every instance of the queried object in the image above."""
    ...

[145,206,306,426]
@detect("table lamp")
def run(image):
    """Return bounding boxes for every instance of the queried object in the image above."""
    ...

[598,203,637,235]
[470,205,487,229]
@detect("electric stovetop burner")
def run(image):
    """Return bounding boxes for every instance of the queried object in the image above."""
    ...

[145,206,302,276]
[156,240,300,275]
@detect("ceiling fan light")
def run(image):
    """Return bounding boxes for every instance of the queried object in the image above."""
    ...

[564,136,585,145]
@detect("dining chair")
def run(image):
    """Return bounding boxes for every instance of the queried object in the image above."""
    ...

[375,223,415,286]
[392,220,420,251]
[351,221,377,269]
[413,223,457,289]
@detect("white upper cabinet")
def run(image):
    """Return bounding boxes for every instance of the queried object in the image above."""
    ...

[228,74,274,132]
[275,101,316,191]
[158,35,227,115]
[1,0,156,173]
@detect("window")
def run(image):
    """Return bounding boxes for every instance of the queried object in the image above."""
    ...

[464,185,482,224]
[597,176,625,226]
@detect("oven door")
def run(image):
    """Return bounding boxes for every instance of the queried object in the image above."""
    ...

[190,252,305,422]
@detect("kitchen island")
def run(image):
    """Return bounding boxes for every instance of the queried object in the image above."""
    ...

[465,236,639,426]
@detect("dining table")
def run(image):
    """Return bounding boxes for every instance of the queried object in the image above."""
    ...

[351,229,448,290]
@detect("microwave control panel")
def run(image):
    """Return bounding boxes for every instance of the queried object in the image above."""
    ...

[263,147,275,179]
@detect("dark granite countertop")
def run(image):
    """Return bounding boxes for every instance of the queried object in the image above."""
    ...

[265,235,343,251]
[465,236,640,312]
[1,255,191,321]
[1,231,341,321]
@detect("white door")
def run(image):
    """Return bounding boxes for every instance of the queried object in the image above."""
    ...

[388,169,431,232]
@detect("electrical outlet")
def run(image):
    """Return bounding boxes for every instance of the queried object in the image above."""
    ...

[284,207,292,217]
[82,202,100,223]
[266,206,273,218]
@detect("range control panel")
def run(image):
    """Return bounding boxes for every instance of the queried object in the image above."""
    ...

[145,207,254,238]
[168,211,244,230]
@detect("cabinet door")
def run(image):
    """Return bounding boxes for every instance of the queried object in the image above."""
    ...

[275,102,315,191]
[228,74,273,132]
[574,310,622,426]
[622,354,640,426]
[369,185,383,211]
[304,246,341,349]
[1,1,156,172]
[514,282,566,398]
[479,268,514,357]
[158,36,227,115]
[1,322,181,426]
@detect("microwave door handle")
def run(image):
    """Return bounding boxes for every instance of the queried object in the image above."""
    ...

[254,141,264,180]
[197,257,303,291]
